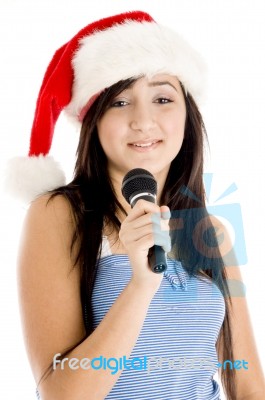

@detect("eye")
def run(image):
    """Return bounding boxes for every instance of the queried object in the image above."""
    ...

[154,97,173,104]
[110,100,129,107]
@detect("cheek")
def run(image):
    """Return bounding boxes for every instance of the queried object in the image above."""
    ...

[97,124,124,164]
[97,114,123,141]
[163,103,186,128]
[166,115,185,143]
[98,133,113,157]
[97,119,113,151]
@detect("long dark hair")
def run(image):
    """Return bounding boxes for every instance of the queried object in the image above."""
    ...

[38,78,236,399]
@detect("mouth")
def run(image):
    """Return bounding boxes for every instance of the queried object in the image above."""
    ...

[128,140,162,151]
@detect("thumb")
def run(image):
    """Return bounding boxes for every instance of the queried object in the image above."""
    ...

[160,205,171,220]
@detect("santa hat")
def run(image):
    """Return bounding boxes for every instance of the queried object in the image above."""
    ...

[5,10,206,204]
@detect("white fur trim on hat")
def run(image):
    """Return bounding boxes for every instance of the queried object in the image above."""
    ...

[66,20,207,120]
[4,156,66,204]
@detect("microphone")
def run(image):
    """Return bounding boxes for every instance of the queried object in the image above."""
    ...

[121,168,168,273]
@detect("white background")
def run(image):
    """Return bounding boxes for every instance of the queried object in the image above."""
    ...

[0,0,264,398]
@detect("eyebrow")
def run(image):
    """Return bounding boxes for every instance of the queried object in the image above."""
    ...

[148,81,179,93]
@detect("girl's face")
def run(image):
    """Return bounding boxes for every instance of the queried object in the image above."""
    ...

[97,74,186,182]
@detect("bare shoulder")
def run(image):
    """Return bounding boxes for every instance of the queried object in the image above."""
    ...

[208,213,226,232]
[208,213,243,280]
[21,193,77,264]
[26,193,75,231]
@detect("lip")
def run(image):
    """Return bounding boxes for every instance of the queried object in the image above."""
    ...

[128,140,162,152]
[129,139,161,145]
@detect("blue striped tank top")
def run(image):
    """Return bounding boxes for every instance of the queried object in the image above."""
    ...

[91,236,225,399]
[36,237,224,399]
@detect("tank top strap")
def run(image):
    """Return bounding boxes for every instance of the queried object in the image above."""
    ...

[100,235,112,258]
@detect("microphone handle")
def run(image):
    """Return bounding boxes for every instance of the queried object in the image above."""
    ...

[130,194,167,274]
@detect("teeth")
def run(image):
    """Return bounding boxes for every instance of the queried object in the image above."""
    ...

[133,141,158,147]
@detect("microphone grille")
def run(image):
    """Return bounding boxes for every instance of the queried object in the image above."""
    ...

[121,168,157,204]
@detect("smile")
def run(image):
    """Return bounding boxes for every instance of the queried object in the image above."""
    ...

[133,141,158,147]
[128,140,162,152]
[129,140,162,153]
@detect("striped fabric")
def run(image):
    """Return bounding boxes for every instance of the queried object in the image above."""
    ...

[90,238,225,399]
[36,237,224,399]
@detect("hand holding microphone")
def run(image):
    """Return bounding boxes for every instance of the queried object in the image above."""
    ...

[120,168,171,276]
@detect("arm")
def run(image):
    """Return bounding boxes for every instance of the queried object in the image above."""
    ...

[223,264,265,399]
[210,216,265,399]
[18,195,168,400]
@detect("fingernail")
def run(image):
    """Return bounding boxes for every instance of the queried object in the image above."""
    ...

[161,210,171,219]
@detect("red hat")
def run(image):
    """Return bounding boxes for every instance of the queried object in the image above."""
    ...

[5,10,206,204]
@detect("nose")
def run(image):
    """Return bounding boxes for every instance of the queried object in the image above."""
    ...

[130,104,156,133]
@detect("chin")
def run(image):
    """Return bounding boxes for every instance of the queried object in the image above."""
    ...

[129,163,170,177]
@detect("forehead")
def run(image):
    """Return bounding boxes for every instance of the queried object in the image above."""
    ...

[128,74,182,91]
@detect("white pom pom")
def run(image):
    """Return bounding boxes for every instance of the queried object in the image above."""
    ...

[4,155,66,204]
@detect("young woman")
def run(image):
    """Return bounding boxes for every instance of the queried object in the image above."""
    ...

[12,11,265,400]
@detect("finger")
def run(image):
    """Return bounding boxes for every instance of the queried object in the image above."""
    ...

[126,213,155,230]
[125,200,161,223]
[160,205,171,220]
[127,227,171,253]
[125,210,169,233]
[151,214,171,253]
[121,223,155,244]
[153,230,172,253]
[151,212,170,233]
[133,233,157,252]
